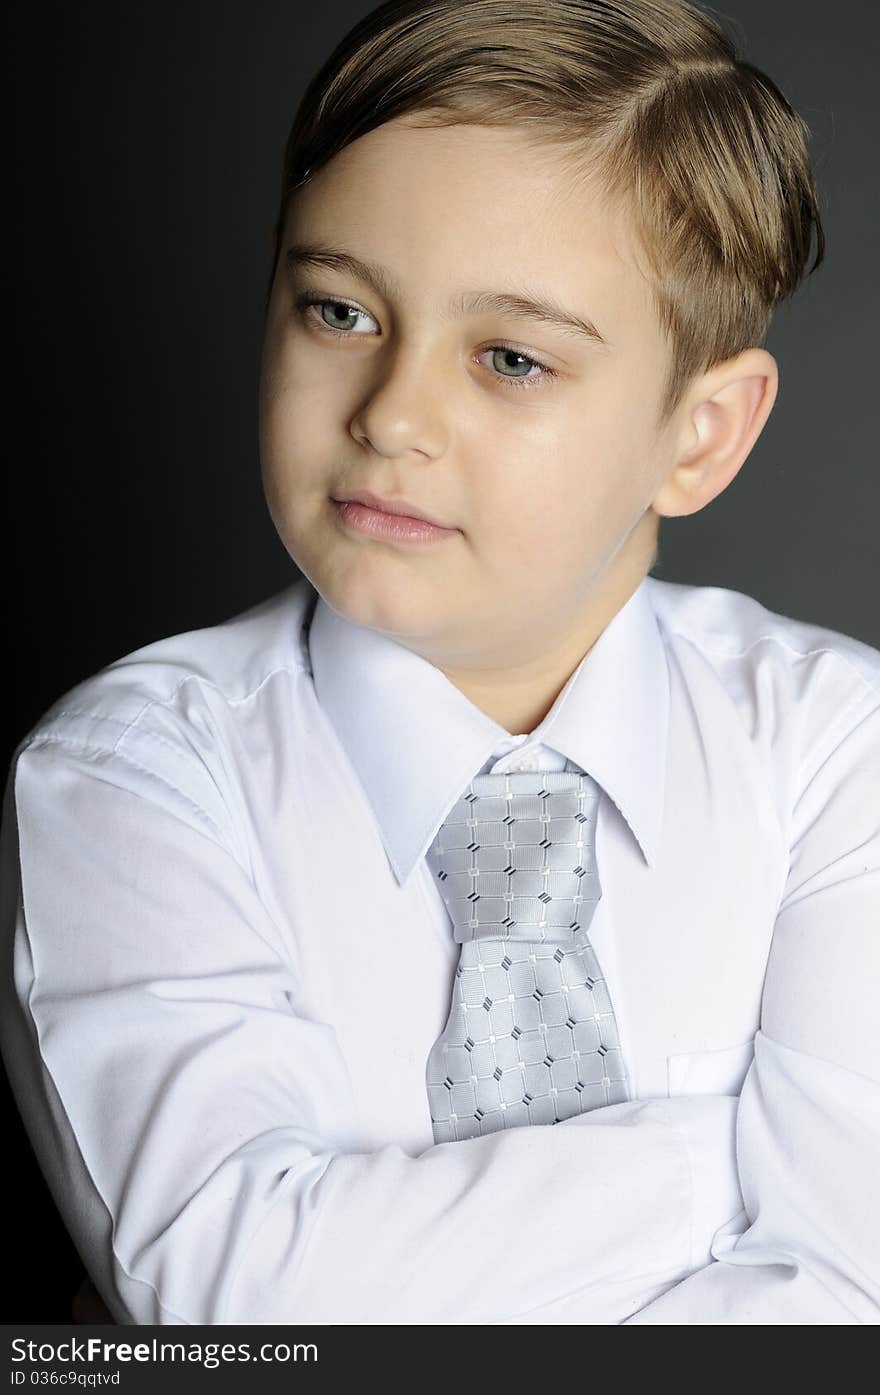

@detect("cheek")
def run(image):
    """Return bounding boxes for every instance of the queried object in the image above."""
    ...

[262,303,332,409]
[470,425,614,532]
[469,421,651,575]
[260,344,343,478]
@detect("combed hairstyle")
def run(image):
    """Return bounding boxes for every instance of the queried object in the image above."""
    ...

[266,0,826,427]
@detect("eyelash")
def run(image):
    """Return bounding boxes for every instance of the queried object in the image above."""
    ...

[292,291,559,392]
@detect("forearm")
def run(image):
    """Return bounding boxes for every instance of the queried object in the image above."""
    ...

[157,1095,743,1325]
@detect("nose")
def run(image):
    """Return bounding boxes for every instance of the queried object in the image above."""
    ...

[349,344,449,462]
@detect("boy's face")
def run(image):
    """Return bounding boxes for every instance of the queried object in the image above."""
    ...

[260,118,694,695]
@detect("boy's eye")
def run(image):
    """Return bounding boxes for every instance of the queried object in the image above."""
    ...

[293,292,560,392]
[308,298,374,335]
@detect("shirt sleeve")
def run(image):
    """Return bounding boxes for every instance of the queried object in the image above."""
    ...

[623,688,880,1325]
[0,728,744,1326]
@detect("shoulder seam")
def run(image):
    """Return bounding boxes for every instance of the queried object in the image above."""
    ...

[114,665,308,751]
[31,665,308,755]
[661,626,880,700]
[21,732,231,846]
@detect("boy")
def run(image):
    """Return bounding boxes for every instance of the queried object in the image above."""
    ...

[1,0,878,1325]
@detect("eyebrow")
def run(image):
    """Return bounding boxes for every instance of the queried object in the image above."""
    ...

[284,241,610,348]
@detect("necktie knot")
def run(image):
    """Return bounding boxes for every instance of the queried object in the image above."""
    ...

[427,769,602,946]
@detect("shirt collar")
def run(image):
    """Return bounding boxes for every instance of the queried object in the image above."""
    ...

[307,576,669,886]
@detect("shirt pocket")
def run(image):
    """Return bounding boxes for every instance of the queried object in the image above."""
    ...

[666,1036,756,1097]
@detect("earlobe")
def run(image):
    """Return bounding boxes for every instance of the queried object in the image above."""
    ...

[653,349,779,520]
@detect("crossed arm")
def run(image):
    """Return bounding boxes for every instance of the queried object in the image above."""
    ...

[622,688,880,1323]
[4,695,878,1325]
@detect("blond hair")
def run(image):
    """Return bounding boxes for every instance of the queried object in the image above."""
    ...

[267,0,825,426]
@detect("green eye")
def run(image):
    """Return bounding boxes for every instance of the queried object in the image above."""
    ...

[295,292,559,392]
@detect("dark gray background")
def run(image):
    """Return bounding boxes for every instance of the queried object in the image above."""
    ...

[4,0,878,1321]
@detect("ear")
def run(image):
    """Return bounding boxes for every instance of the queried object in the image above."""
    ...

[652,348,779,519]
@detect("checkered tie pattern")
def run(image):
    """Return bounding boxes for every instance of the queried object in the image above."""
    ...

[425,769,630,1142]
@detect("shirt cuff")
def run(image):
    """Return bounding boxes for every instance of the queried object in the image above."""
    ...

[659,1094,748,1270]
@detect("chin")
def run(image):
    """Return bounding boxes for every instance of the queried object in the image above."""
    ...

[335,575,448,638]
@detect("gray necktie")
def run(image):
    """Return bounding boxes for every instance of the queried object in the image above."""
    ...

[425,769,630,1142]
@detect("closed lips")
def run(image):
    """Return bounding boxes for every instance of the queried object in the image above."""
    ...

[334,491,453,528]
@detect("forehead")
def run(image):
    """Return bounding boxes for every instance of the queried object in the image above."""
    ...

[286,117,659,350]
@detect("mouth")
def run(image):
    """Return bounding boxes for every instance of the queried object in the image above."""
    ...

[330,487,454,529]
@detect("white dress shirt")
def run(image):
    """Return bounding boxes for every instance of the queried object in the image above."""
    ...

[0,572,878,1325]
